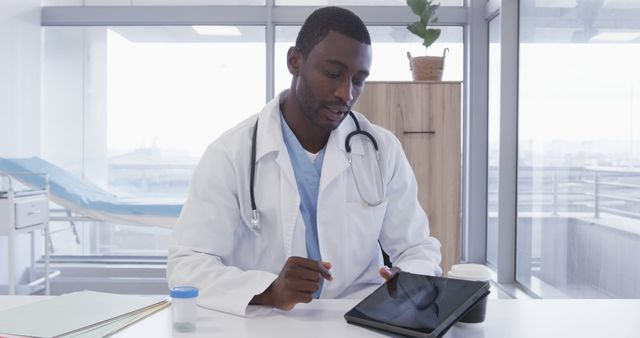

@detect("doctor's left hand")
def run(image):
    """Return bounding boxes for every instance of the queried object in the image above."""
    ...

[250,256,333,311]
[379,266,401,281]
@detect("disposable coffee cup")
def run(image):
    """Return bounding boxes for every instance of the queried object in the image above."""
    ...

[447,264,491,325]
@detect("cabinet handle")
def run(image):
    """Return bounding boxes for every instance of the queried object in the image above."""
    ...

[403,131,436,134]
[27,211,41,215]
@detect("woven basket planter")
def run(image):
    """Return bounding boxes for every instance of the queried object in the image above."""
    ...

[407,48,449,81]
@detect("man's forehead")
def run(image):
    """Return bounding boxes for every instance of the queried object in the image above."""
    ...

[313,30,369,49]
[308,31,372,68]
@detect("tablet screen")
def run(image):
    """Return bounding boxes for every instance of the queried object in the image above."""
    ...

[345,272,488,334]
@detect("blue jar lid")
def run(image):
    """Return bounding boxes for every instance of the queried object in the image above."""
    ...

[170,286,198,299]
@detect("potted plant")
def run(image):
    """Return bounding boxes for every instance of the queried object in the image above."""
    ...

[406,0,448,81]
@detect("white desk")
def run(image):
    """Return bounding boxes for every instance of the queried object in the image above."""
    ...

[1,297,639,337]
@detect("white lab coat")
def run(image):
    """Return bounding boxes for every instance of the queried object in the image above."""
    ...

[167,91,442,316]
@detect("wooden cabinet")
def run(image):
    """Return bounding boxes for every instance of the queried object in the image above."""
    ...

[353,81,462,275]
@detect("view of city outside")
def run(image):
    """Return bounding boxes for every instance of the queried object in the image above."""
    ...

[105,27,267,200]
[514,0,640,298]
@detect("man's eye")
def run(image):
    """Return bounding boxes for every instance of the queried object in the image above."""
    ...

[353,78,365,87]
[326,71,340,78]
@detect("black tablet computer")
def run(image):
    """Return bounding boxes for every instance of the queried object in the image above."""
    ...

[344,272,490,338]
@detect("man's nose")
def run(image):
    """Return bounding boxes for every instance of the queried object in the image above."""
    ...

[334,79,354,105]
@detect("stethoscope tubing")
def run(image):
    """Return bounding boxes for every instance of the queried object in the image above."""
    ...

[250,118,260,230]
[249,111,385,230]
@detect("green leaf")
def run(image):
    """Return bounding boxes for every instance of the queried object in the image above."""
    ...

[420,2,440,25]
[422,28,441,48]
[407,0,442,46]
[407,0,426,16]
[407,21,428,39]
[420,11,431,26]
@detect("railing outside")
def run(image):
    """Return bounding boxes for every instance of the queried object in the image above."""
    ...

[488,165,640,220]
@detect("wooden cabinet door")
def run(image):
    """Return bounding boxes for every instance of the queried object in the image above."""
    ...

[354,81,462,275]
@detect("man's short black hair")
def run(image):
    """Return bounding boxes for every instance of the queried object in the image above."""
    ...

[295,6,371,57]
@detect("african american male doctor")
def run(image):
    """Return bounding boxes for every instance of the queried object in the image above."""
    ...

[167,7,442,316]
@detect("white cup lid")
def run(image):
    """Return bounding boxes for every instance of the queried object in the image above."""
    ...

[447,264,491,281]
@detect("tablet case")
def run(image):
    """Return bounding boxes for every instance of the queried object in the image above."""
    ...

[344,272,490,338]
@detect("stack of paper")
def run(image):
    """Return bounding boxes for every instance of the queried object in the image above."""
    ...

[0,291,169,337]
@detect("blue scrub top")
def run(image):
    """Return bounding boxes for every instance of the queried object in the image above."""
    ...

[280,113,326,298]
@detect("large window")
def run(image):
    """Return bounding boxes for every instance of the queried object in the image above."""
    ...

[516,0,640,298]
[41,5,466,258]
[42,26,266,255]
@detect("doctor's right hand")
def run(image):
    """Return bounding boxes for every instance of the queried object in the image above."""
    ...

[250,256,333,311]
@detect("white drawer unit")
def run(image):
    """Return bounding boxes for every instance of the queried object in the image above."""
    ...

[0,185,52,296]
[14,197,49,229]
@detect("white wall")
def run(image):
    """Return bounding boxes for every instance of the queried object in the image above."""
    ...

[0,0,42,289]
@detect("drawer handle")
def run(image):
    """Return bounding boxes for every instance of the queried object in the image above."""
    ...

[27,211,41,216]
[403,131,436,134]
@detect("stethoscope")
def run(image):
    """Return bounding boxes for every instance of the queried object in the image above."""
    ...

[249,111,386,231]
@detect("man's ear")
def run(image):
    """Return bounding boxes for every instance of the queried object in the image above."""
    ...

[286,46,303,76]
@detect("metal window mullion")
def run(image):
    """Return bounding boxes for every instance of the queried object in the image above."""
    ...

[496,0,519,284]
[42,6,269,26]
[266,0,275,101]
[270,6,467,26]
[81,28,88,178]
[462,0,489,264]
[42,5,467,27]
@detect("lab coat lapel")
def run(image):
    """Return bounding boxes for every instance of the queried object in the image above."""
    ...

[256,92,300,258]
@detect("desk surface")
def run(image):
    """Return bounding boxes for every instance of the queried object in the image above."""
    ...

[2,297,640,337]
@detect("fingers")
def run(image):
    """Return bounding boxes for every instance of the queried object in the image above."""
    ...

[379,266,402,281]
[295,291,314,304]
[379,266,393,280]
[268,257,335,311]
[281,278,320,293]
[287,266,322,282]
[379,266,402,298]
[286,257,333,281]
[320,261,334,280]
